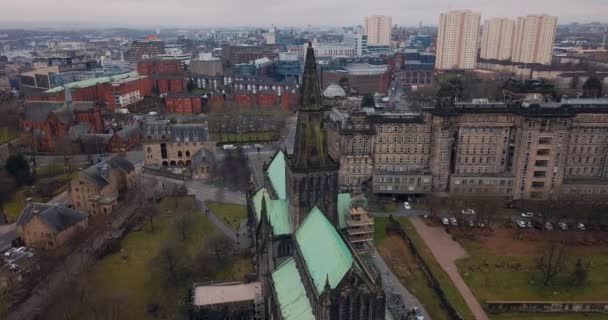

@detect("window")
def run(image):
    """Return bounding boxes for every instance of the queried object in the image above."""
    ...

[535,160,549,167]
[533,171,547,177]
[532,181,545,188]
[538,137,552,144]
[537,149,550,156]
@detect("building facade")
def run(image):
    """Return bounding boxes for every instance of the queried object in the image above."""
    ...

[364,15,392,46]
[326,98,608,201]
[480,18,515,61]
[435,10,481,70]
[70,155,136,215]
[16,203,88,250]
[511,15,558,65]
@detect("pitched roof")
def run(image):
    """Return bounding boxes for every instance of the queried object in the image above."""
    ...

[116,125,141,140]
[295,206,353,295]
[79,155,134,187]
[23,101,96,122]
[272,258,316,320]
[169,124,210,143]
[337,193,352,229]
[252,188,291,236]
[266,150,287,200]
[68,123,92,141]
[17,202,88,233]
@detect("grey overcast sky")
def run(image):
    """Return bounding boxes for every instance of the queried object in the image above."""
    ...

[2,0,607,28]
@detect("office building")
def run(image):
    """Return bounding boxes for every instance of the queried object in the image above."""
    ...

[125,36,165,64]
[511,14,558,65]
[364,15,392,46]
[435,10,481,70]
[343,32,368,56]
[480,18,515,61]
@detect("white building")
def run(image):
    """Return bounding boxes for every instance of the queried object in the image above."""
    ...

[304,42,357,58]
[511,14,558,65]
[364,15,392,46]
[435,10,481,70]
[480,18,515,61]
[343,32,368,56]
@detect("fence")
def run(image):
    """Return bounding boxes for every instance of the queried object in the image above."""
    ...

[386,217,464,320]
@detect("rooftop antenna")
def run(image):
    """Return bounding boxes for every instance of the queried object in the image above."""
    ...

[603,25,607,50]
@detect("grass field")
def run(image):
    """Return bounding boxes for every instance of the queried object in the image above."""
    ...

[215,132,278,144]
[396,218,476,320]
[376,218,452,320]
[206,201,247,231]
[3,189,46,222]
[63,197,252,319]
[455,229,608,303]
[0,127,18,145]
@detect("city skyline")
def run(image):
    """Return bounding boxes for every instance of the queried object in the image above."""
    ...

[1,0,608,29]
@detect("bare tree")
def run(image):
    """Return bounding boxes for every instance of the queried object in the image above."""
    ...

[174,212,195,241]
[150,241,189,288]
[537,243,567,286]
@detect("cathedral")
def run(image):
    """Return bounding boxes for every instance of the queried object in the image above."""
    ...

[247,43,386,320]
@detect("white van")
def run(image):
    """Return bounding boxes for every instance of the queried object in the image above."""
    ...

[222,144,237,150]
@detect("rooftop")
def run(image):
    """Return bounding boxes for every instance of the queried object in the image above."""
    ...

[193,282,261,306]
[45,72,139,93]
[17,202,88,233]
[271,259,316,320]
[295,206,354,295]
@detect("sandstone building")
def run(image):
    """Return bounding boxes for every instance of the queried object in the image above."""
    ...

[16,203,88,250]
[327,97,608,201]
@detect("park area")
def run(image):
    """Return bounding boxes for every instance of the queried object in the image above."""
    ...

[375,217,476,320]
[454,226,608,319]
[44,196,253,319]
[206,201,247,231]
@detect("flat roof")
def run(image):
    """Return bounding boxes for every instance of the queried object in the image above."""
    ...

[193,282,261,306]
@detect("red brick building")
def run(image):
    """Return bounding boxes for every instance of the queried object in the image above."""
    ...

[321,64,391,94]
[137,59,183,76]
[103,76,152,111]
[108,125,141,152]
[165,93,203,114]
[151,75,185,94]
[21,101,103,152]
[25,73,152,111]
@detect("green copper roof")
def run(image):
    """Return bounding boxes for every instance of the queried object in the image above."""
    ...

[295,206,353,295]
[337,193,352,229]
[45,72,140,93]
[252,188,292,236]
[272,258,316,320]
[266,150,287,200]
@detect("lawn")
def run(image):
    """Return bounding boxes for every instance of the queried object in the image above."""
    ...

[3,189,46,222]
[396,217,477,320]
[376,218,452,320]
[455,229,608,303]
[0,127,18,145]
[215,132,278,144]
[206,201,247,231]
[62,197,253,319]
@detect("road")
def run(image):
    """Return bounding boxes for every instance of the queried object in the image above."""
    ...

[370,246,431,320]
[409,217,489,320]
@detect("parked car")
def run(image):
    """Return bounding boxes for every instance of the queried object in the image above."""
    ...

[478,221,486,228]
[558,222,568,230]
[254,143,264,149]
[544,222,553,230]
[242,145,252,149]
[441,217,450,225]
[4,247,26,258]
[467,219,475,227]
[577,223,586,231]
[412,307,424,320]
[222,144,237,150]
[461,209,476,215]
[403,202,411,210]
[449,218,458,226]
[521,212,534,218]
[526,221,533,228]
[516,220,527,228]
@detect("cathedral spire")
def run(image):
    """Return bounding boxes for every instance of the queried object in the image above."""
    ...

[291,42,334,168]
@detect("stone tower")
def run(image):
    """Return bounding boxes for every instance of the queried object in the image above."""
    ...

[286,42,339,229]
